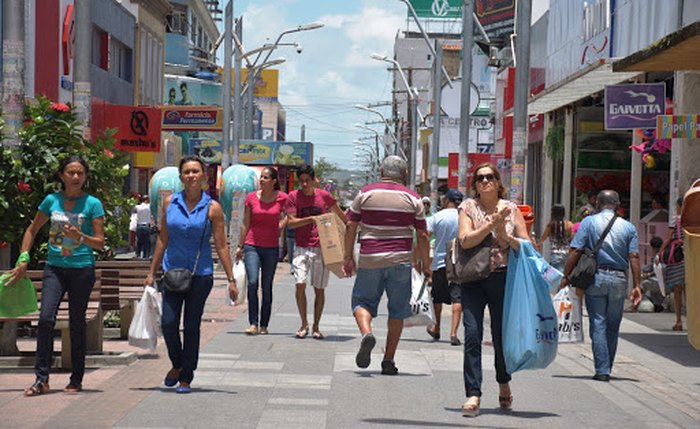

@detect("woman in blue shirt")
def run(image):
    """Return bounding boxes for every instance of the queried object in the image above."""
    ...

[7,156,105,396]
[145,156,238,394]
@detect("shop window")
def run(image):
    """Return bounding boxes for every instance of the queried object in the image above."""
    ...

[92,26,108,70]
[110,37,132,83]
[582,0,610,41]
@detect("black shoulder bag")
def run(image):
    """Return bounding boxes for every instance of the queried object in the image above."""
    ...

[568,214,618,290]
[162,202,211,294]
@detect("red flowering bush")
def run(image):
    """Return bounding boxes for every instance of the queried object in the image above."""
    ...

[49,102,70,112]
[17,180,31,193]
[575,175,596,193]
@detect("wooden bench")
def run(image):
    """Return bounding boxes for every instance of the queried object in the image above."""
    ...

[0,270,103,369]
[96,261,154,339]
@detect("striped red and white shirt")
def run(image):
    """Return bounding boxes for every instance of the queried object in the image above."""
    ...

[347,180,426,269]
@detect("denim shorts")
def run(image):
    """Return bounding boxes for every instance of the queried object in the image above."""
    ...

[351,263,412,320]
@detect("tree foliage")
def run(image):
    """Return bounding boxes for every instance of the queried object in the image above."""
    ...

[313,157,338,183]
[0,97,136,266]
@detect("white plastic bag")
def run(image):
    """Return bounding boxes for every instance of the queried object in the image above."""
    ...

[128,285,162,351]
[652,256,665,297]
[404,269,434,327]
[228,259,247,306]
[553,286,583,344]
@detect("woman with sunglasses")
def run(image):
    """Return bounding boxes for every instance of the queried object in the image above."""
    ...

[456,162,528,417]
[236,167,288,335]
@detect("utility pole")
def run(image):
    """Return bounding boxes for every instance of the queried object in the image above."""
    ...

[74,0,92,139]
[430,42,443,210]
[232,16,242,164]
[408,68,417,190]
[221,0,233,169]
[300,124,305,141]
[512,0,532,204]
[458,0,475,195]
[2,0,25,146]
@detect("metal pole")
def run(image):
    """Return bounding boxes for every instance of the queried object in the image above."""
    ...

[74,0,91,139]
[232,16,242,164]
[431,42,443,210]
[410,93,418,190]
[221,1,233,169]
[458,0,475,195]
[512,0,532,204]
[300,124,305,141]
[1,0,24,146]
[247,65,255,139]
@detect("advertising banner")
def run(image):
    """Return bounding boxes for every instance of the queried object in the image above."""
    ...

[475,0,515,39]
[408,0,461,19]
[164,76,221,106]
[94,103,162,152]
[239,140,313,166]
[604,83,665,130]
[239,69,279,100]
[162,106,223,131]
[657,115,700,139]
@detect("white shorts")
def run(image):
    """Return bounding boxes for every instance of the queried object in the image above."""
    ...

[293,246,330,289]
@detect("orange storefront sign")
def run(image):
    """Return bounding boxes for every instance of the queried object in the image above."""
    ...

[94,103,162,152]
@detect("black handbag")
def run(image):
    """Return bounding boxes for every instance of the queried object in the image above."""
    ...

[569,215,617,290]
[445,234,494,284]
[661,217,684,265]
[161,202,210,294]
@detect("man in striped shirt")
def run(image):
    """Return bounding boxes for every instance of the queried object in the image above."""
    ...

[342,156,431,375]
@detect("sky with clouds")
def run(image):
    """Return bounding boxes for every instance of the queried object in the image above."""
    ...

[229,0,547,171]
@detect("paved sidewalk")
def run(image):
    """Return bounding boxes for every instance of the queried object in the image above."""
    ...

[0,263,699,428]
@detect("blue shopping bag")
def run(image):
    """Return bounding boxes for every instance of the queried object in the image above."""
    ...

[502,240,560,373]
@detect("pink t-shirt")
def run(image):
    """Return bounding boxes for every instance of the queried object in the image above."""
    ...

[244,191,288,248]
[286,189,336,247]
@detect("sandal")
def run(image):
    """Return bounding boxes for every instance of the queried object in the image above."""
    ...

[24,380,50,397]
[295,326,309,339]
[499,395,513,410]
[672,323,683,331]
[426,325,440,341]
[312,330,324,340]
[462,396,480,417]
[64,383,82,393]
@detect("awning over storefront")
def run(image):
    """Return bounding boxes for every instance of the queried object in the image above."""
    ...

[520,59,641,115]
[613,21,700,72]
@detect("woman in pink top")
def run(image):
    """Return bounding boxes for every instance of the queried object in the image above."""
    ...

[236,167,287,335]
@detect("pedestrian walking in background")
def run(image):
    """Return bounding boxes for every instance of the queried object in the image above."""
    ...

[6,156,105,396]
[640,236,666,312]
[560,190,642,382]
[578,190,598,221]
[285,225,295,274]
[457,162,529,416]
[236,167,287,336]
[425,189,464,346]
[134,195,153,259]
[286,165,348,340]
[145,156,238,394]
[536,203,573,271]
[660,197,686,331]
[343,156,431,376]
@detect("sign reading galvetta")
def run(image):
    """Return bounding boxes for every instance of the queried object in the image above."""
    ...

[604,83,665,130]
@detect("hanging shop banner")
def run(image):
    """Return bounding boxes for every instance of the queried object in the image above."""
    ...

[161,106,222,131]
[475,0,516,39]
[604,83,665,130]
[656,115,700,139]
[408,0,461,19]
[239,140,313,166]
[94,103,162,152]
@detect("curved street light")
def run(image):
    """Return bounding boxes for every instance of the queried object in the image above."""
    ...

[354,104,400,156]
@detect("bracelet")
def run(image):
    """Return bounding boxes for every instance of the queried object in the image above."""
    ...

[228,278,235,283]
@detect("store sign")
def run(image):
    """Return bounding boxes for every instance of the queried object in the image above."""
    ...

[476,0,516,39]
[239,140,313,166]
[162,107,222,131]
[447,153,491,189]
[100,105,161,152]
[604,83,665,130]
[62,4,75,76]
[656,115,700,139]
[408,0,460,18]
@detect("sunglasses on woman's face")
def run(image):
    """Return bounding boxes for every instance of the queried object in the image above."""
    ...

[475,173,496,183]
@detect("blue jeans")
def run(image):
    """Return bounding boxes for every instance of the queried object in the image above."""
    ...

[161,275,213,384]
[243,244,279,327]
[36,265,96,385]
[136,225,151,258]
[460,271,510,397]
[585,269,628,376]
[351,263,412,319]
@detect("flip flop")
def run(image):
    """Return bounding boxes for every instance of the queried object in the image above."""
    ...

[24,380,50,397]
[295,327,309,339]
[312,331,324,340]
[176,384,191,394]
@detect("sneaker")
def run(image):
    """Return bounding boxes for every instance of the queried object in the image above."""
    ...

[380,360,398,375]
[355,333,376,369]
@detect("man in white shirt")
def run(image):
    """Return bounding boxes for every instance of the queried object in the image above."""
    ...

[134,195,153,259]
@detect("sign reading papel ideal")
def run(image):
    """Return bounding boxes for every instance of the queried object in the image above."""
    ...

[604,83,665,130]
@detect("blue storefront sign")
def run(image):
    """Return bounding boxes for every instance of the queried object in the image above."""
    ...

[604,83,665,130]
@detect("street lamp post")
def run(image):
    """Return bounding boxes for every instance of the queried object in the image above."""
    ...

[370,53,420,190]
[354,104,399,156]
